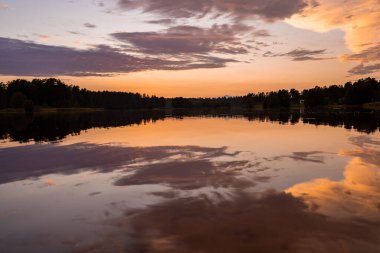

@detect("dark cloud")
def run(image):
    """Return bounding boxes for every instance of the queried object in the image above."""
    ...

[69,31,84,35]
[112,24,252,55]
[118,0,310,21]
[348,63,380,75]
[263,50,275,57]
[341,44,380,75]
[254,41,270,47]
[146,18,176,25]
[84,22,97,28]
[253,29,272,37]
[279,49,330,61]
[263,48,333,61]
[0,37,235,76]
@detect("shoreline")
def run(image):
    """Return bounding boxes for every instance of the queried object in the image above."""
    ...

[1,102,380,114]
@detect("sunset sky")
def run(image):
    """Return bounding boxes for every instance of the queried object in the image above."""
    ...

[0,0,379,97]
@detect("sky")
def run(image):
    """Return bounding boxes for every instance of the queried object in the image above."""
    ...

[0,0,379,97]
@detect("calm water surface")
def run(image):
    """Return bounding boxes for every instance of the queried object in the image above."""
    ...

[0,110,380,253]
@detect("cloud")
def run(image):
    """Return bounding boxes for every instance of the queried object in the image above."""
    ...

[263,48,332,61]
[146,19,176,25]
[282,49,332,61]
[287,0,380,75]
[287,0,380,53]
[34,33,51,42]
[252,29,271,37]
[43,179,57,187]
[341,44,380,63]
[69,31,84,35]
[0,37,235,77]
[116,0,378,77]
[348,63,380,75]
[84,22,97,28]
[340,43,380,75]
[112,24,252,55]
[118,0,310,21]
[0,3,8,10]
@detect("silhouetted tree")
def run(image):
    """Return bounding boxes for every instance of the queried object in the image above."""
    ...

[263,90,290,108]
[302,86,327,107]
[23,100,34,113]
[326,85,344,104]
[0,82,6,108]
[344,78,379,105]
[277,90,291,107]
[290,89,300,105]
[10,92,27,108]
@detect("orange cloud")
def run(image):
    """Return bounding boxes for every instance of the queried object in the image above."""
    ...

[35,34,51,42]
[287,0,380,53]
[44,179,57,187]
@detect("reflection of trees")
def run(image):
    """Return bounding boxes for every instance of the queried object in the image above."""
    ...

[0,111,167,143]
[301,110,380,134]
[0,109,379,143]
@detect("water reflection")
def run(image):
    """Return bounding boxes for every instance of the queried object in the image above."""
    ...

[0,144,250,187]
[1,109,380,143]
[1,112,380,253]
[121,191,380,253]
[111,135,380,253]
[287,136,380,220]
[0,110,166,143]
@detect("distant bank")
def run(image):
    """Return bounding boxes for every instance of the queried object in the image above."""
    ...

[0,77,379,113]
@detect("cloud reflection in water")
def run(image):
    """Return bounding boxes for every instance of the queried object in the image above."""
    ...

[287,136,380,220]
[2,135,380,252]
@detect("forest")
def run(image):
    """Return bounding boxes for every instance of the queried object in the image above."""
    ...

[0,77,379,111]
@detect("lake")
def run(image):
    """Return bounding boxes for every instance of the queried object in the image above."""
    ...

[1,109,380,253]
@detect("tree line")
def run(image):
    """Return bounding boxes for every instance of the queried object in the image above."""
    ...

[0,78,166,111]
[0,77,379,111]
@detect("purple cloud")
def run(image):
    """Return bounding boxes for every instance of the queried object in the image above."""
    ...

[0,37,235,77]
[118,0,309,21]
[146,19,176,25]
[84,22,97,28]
[263,48,333,61]
[348,63,380,75]
[112,24,253,55]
